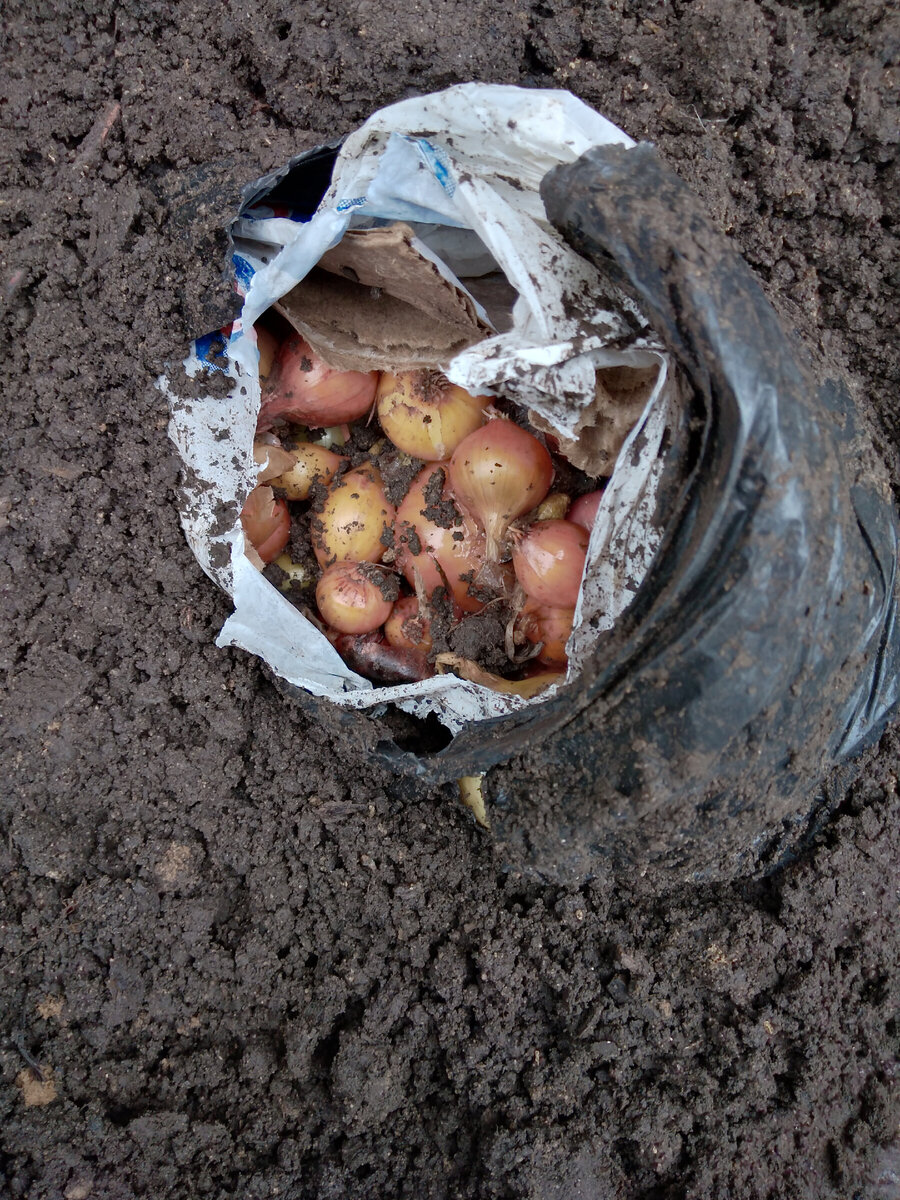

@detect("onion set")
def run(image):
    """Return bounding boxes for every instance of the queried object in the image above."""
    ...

[511,519,588,609]
[259,332,378,429]
[237,306,617,693]
[316,563,394,634]
[449,419,553,560]
[376,370,489,461]
[312,463,395,567]
[394,465,487,613]
[240,486,291,564]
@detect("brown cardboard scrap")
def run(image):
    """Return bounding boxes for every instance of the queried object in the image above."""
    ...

[531,364,659,475]
[275,223,491,373]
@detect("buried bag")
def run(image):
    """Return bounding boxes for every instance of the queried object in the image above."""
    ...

[461,143,900,881]
[165,87,900,881]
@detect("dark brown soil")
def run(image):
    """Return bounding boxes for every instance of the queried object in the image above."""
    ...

[1,2,898,1198]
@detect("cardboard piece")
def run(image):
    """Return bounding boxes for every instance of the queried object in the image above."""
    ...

[275,222,490,373]
[531,364,659,476]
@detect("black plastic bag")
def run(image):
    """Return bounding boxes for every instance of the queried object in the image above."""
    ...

[371,143,897,880]
[254,141,899,881]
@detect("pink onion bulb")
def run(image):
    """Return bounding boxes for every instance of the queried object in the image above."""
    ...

[385,595,433,654]
[258,331,378,429]
[511,519,588,609]
[255,323,279,382]
[240,485,291,564]
[269,443,343,501]
[517,600,574,668]
[316,563,393,635]
[448,418,553,560]
[567,489,604,532]
[394,465,487,614]
[312,463,395,567]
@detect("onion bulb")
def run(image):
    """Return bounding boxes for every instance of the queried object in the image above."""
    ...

[511,519,588,608]
[240,485,290,564]
[385,596,433,654]
[258,331,378,429]
[333,632,433,684]
[312,463,395,567]
[449,419,553,559]
[316,562,394,634]
[517,601,574,668]
[567,489,604,532]
[394,465,487,613]
[376,371,489,461]
[269,443,343,501]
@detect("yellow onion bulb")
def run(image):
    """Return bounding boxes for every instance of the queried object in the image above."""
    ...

[258,331,378,429]
[567,489,604,532]
[394,465,487,613]
[385,596,433,654]
[376,371,489,461]
[511,519,588,609]
[240,485,291,564]
[316,563,394,635]
[312,463,395,567]
[517,600,574,668]
[269,443,343,501]
[449,418,553,560]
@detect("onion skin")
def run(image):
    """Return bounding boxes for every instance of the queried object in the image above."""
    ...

[512,519,588,608]
[258,331,378,429]
[449,419,553,559]
[315,562,393,634]
[517,601,574,668]
[255,323,279,382]
[253,439,296,482]
[334,632,433,684]
[394,465,486,613]
[567,489,604,532]
[385,596,433,654]
[312,463,395,567]
[376,371,489,461]
[240,485,291,564]
[535,492,571,522]
[270,443,343,501]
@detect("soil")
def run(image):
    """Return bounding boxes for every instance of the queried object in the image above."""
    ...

[1,2,898,1199]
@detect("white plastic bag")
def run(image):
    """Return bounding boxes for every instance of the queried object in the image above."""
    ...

[163,84,680,733]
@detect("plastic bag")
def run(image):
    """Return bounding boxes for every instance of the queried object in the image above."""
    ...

[164,85,684,733]
[165,89,900,881]
[416,143,900,881]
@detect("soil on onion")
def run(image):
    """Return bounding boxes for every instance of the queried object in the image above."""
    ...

[1,3,899,1199]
